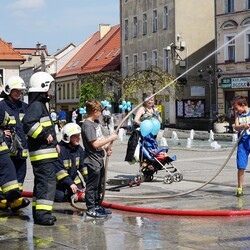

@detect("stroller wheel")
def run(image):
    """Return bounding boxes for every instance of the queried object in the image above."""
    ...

[163,174,173,184]
[173,172,183,182]
[135,174,145,183]
[145,175,154,182]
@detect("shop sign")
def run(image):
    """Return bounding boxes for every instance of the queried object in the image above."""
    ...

[221,77,250,88]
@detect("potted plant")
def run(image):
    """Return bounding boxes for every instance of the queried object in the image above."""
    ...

[213,113,229,133]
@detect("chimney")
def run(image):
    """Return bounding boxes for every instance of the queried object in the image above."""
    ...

[99,24,111,40]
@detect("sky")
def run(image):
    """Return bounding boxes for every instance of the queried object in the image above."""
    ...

[0,0,120,54]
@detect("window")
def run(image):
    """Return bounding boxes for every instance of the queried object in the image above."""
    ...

[246,0,250,9]
[246,34,250,59]
[225,35,235,62]
[152,9,158,33]
[124,19,128,40]
[142,13,147,35]
[224,0,234,13]
[0,69,3,87]
[163,6,168,30]
[133,16,138,37]
[221,20,238,29]
[142,52,147,70]
[152,50,158,67]
[125,56,129,76]
[133,54,138,75]
[163,49,169,72]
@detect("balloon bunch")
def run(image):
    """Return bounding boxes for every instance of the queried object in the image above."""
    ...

[119,101,132,112]
[79,107,86,115]
[140,118,161,137]
[101,100,112,108]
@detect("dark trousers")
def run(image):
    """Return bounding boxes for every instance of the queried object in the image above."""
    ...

[11,157,27,188]
[0,153,21,201]
[32,162,56,220]
[85,162,104,210]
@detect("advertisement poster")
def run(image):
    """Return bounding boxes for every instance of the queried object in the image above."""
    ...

[176,100,205,118]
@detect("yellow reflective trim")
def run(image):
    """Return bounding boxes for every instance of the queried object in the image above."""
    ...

[74,179,81,184]
[2,183,19,193]
[82,170,88,175]
[0,187,2,192]
[41,121,52,127]
[0,145,8,151]
[57,172,69,181]
[32,201,36,206]
[32,125,43,139]
[36,204,53,211]
[30,152,58,162]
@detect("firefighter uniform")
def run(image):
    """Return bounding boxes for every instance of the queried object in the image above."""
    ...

[23,97,58,225]
[54,140,87,202]
[0,98,28,191]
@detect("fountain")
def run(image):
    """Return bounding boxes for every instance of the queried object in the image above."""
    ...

[232,133,238,142]
[189,129,195,140]
[171,131,179,140]
[208,130,214,142]
[186,138,192,148]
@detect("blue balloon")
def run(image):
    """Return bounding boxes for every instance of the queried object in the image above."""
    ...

[79,108,84,114]
[122,100,126,105]
[140,120,153,137]
[151,119,161,135]
[127,107,131,111]
[119,104,123,109]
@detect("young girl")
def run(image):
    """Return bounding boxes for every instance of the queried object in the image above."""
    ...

[81,100,117,218]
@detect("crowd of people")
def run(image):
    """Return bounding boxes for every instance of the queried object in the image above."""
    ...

[0,72,248,226]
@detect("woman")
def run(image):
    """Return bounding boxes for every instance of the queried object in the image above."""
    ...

[134,95,162,128]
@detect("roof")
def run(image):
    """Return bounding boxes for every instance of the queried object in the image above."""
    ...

[15,48,49,56]
[0,39,26,61]
[56,24,120,78]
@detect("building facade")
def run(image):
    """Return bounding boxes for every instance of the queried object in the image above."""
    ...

[121,0,216,129]
[216,0,250,117]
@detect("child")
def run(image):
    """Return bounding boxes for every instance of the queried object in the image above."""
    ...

[54,123,87,202]
[232,96,250,196]
[81,100,117,218]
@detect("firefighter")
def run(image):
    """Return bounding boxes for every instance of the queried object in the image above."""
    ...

[0,76,29,193]
[22,72,59,226]
[0,76,30,211]
[54,123,87,202]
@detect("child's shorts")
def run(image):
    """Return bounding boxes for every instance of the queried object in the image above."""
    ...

[237,139,250,170]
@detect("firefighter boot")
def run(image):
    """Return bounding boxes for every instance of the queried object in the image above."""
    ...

[9,198,30,212]
[0,199,8,209]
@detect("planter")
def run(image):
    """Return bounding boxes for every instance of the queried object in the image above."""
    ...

[213,122,229,133]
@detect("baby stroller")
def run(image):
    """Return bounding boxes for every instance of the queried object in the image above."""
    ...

[137,133,183,184]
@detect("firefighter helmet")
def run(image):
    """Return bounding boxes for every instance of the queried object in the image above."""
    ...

[4,76,26,95]
[61,123,81,143]
[28,72,54,93]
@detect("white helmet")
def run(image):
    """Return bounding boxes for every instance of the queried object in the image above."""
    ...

[62,123,81,143]
[29,72,54,93]
[4,76,26,95]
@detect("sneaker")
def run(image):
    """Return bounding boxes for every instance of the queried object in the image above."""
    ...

[236,187,244,197]
[86,208,107,218]
[9,198,30,212]
[95,205,112,215]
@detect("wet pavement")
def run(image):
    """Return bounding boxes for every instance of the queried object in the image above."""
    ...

[2,130,250,249]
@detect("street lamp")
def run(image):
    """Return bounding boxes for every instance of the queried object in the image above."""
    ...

[197,65,222,132]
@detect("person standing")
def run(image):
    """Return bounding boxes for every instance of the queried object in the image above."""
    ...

[71,108,78,123]
[81,100,117,218]
[0,76,29,193]
[57,108,67,130]
[232,96,250,196]
[0,76,30,211]
[134,94,162,128]
[22,72,59,226]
